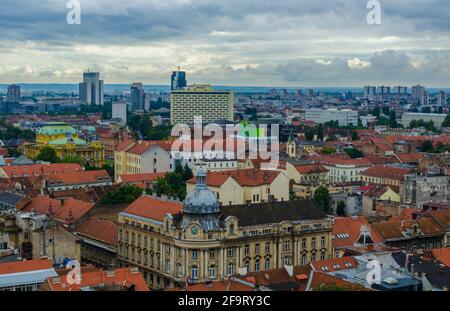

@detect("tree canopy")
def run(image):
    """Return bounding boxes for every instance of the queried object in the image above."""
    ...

[314,186,330,214]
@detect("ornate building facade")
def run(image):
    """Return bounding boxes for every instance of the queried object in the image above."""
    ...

[117,168,333,290]
[24,122,105,167]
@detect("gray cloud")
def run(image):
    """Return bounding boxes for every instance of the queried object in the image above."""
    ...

[0,0,449,86]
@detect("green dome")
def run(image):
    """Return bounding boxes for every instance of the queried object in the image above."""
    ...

[48,137,87,146]
[38,123,77,136]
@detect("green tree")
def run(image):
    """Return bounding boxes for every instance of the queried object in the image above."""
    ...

[182,164,193,181]
[344,148,363,158]
[336,201,346,217]
[351,131,359,141]
[442,113,450,128]
[382,106,390,116]
[321,147,336,155]
[317,124,324,141]
[100,185,143,205]
[35,147,60,163]
[421,140,434,152]
[314,186,330,214]
[372,107,380,117]
[305,128,315,141]
[389,110,399,128]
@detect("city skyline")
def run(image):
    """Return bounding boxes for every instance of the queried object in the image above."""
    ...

[0,0,450,87]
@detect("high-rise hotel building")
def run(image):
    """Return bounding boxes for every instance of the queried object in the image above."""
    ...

[170,84,234,125]
[79,71,104,105]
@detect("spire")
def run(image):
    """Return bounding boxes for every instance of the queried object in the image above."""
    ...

[195,166,207,189]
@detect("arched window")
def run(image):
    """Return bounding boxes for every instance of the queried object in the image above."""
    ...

[301,254,308,266]
[320,251,326,261]
[245,261,250,273]
[227,262,235,276]
[254,259,260,271]
[265,258,270,270]
[283,256,290,265]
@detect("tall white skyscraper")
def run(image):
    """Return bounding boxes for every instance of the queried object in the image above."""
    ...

[79,71,104,105]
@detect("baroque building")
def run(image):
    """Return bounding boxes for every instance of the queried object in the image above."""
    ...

[117,167,333,290]
[24,122,105,167]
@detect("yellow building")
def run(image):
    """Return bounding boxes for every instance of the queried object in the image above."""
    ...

[283,161,329,199]
[170,84,234,125]
[24,122,105,167]
[117,168,333,290]
[185,169,290,205]
[360,164,412,187]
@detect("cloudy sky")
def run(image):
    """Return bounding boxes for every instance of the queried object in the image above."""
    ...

[0,0,450,87]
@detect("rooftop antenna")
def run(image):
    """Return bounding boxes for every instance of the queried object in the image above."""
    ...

[178,65,181,71]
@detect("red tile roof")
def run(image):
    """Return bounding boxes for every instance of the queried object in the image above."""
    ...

[364,155,400,165]
[118,173,166,184]
[46,267,149,291]
[309,155,372,167]
[76,217,118,246]
[1,163,83,178]
[295,164,329,174]
[394,153,425,164]
[127,140,173,154]
[0,259,53,275]
[44,170,111,186]
[361,165,412,181]
[311,256,358,272]
[373,217,444,240]
[122,195,182,222]
[20,195,93,224]
[186,169,282,187]
[332,216,383,248]
[431,247,450,267]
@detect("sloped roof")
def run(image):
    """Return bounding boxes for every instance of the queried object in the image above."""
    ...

[76,217,118,246]
[220,200,327,227]
[187,169,282,187]
[332,216,383,248]
[45,267,149,291]
[121,196,182,222]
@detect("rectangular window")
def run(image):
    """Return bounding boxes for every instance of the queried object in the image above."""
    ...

[244,245,250,255]
[191,267,198,280]
[265,242,270,253]
[192,249,198,260]
[255,244,260,254]
[283,240,290,251]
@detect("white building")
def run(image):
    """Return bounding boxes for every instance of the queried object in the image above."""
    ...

[170,84,234,125]
[303,108,358,126]
[79,72,104,105]
[112,103,127,124]
[401,112,447,129]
